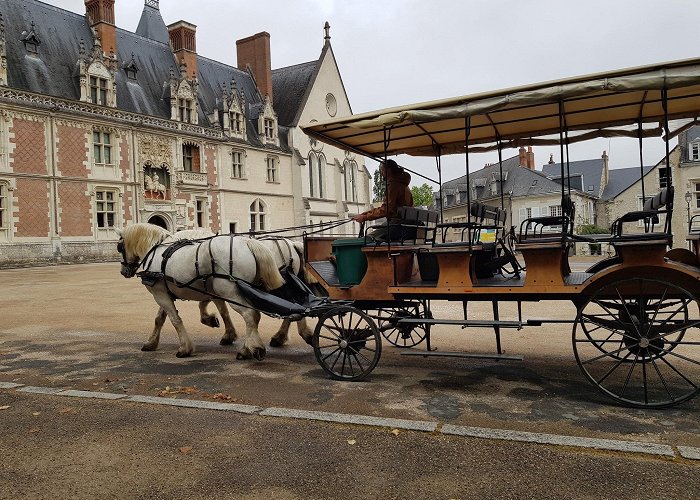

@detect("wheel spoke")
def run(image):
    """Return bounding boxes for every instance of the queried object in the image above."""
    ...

[642,358,648,405]
[620,351,640,398]
[658,355,699,389]
[615,287,642,338]
[650,356,676,402]
[597,349,634,385]
[581,341,639,364]
[644,286,668,336]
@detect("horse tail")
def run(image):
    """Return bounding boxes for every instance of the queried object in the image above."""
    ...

[291,240,318,284]
[245,238,285,290]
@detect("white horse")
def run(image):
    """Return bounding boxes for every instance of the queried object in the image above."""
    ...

[144,173,166,199]
[116,223,285,360]
[172,229,314,348]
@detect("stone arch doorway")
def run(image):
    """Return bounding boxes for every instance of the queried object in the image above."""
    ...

[148,215,168,230]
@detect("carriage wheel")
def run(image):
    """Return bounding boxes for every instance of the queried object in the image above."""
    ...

[313,306,382,381]
[573,278,700,408]
[375,302,430,348]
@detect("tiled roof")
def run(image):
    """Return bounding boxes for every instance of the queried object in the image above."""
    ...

[272,61,319,126]
[600,165,655,201]
[542,158,605,197]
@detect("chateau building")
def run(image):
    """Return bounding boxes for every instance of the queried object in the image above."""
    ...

[0,0,371,266]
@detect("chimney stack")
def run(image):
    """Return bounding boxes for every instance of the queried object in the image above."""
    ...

[168,21,198,79]
[548,153,555,164]
[526,146,535,169]
[236,32,273,101]
[84,0,116,56]
[518,146,527,167]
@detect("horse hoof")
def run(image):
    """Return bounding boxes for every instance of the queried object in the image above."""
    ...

[253,348,266,361]
[220,337,234,346]
[236,351,249,360]
[269,337,284,348]
[176,351,192,358]
[141,344,156,352]
[201,317,220,328]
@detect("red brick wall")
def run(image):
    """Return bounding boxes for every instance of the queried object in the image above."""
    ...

[15,178,50,237]
[123,187,133,224]
[58,181,92,237]
[57,125,88,177]
[205,147,220,232]
[119,136,130,182]
[10,119,47,175]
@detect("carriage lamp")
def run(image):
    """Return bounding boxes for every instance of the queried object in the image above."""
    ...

[685,191,693,221]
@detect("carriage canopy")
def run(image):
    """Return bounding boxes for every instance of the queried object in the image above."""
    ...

[302,57,700,158]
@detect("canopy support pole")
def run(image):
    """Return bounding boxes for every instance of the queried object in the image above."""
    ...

[497,138,505,211]
[638,120,646,202]
[558,101,566,206]
[465,116,472,228]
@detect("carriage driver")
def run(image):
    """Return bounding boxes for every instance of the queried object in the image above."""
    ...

[352,160,414,241]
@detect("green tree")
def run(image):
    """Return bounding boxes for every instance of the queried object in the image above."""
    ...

[411,183,434,207]
[372,169,385,202]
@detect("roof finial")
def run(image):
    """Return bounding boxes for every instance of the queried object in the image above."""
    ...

[145,0,160,9]
[323,21,331,43]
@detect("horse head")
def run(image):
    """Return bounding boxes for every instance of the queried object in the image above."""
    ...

[115,223,170,278]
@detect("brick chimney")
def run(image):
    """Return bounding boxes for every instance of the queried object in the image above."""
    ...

[84,0,116,56]
[526,146,535,169]
[168,21,198,79]
[237,32,273,101]
[518,146,527,167]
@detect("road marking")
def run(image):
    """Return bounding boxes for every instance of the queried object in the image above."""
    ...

[441,424,675,457]
[2,382,697,460]
[261,407,437,432]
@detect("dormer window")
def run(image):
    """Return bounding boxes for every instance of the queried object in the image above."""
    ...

[690,140,700,162]
[264,119,274,140]
[179,98,193,123]
[20,23,41,54]
[123,54,139,81]
[90,76,108,105]
[230,111,243,133]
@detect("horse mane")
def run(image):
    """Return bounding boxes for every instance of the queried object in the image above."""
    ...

[122,223,170,258]
[245,238,285,290]
[167,228,215,242]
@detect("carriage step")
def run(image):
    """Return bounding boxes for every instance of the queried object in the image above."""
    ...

[397,318,527,328]
[400,351,523,361]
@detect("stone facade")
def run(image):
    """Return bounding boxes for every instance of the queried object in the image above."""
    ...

[0,1,370,267]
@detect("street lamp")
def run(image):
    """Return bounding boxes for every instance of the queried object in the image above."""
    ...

[685,191,693,229]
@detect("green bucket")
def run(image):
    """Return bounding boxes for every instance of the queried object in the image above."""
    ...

[331,238,368,285]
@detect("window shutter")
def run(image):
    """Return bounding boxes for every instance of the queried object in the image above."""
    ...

[518,208,527,224]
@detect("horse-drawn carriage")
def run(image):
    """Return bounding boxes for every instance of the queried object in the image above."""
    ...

[118,57,700,409]
[299,57,700,409]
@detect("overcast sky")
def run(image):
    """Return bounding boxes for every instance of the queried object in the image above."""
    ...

[51,0,700,184]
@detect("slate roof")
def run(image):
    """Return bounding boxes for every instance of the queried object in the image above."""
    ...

[272,61,319,127]
[600,165,655,201]
[135,2,170,45]
[0,0,303,153]
[542,159,605,197]
[440,155,566,207]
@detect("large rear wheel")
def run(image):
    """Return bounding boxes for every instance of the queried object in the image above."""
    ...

[313,306,382,381]
[573,278,700,408]
[374,302,430,348]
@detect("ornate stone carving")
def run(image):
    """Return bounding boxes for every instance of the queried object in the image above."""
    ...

[138,134,172,168]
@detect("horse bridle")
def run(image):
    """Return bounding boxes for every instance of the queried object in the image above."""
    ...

[117,238,142,276]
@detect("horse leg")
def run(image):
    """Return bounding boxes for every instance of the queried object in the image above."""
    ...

[213,299,238,345]
[149,288,194,357]
[296,318,314,345]
[231,306,266,361]
[141,306,167,351]
[199,300,220,328]
[270,318,291,347]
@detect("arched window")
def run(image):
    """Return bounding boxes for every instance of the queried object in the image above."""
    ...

[250,198,267,232]
[308,153,315,197]
[318,154,326,198]
[0,181,9,234]
[344,161,357,202]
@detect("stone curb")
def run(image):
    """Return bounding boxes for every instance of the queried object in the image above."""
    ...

[0,382,24,389]
[260,407,437,432]
[126,395,261,414]
[677,446,700,460]
[58,390,128,400]
[441,424,675,457]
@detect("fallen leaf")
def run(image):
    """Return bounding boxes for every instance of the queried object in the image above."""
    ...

[28,427,40,433]
[0,406,10,411]
[347,439,356,445]
[212,393,233,401]
[32,412,41,416]
[92,382,99,386]
[390,429,401,436]
[179,446,192,454]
